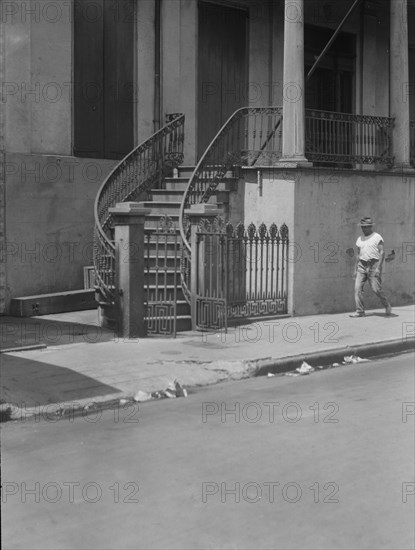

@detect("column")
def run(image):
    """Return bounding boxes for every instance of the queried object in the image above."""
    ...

[108,202,150,339]
[390,0,411,168]
[280,0,308,163]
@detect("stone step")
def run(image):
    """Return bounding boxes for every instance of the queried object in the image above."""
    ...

[10,289,97,317]
[176,166,195,178]
[146,285,187,302]
[141,202,181,216]
[150,189,185,201]
[164,179,188,191]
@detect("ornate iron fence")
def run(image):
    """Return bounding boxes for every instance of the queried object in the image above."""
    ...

[145,216,179,337]
[94,114,184,307]
[305,109,394,166]
[411,121,415,168]
[194,217,289,331]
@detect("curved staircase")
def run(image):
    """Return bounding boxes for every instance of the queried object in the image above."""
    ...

[93,115,188,330]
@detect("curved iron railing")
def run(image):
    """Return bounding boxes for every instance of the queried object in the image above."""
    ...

[94,114,185,305]
[179,106,283,303]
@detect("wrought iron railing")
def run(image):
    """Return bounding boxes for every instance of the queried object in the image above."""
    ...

[94,115,184,305]
[179,107,283,303]
[305,109,394,165]
[410,121,415,167]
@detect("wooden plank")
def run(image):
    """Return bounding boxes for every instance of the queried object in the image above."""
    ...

[9,290,97,317]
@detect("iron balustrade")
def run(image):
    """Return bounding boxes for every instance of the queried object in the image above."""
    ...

[411,121,415,168]
[305,109,394,166]
[94,114,184,306]
[179,107,283,304]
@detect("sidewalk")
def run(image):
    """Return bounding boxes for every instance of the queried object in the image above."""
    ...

[1,305,414,418]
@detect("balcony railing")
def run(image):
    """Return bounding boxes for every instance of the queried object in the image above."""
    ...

[305,110,394,166]
[411,121,415,167]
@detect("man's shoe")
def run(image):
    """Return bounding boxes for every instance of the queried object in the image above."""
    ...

[349,312,365,318]
[385,305,392,316]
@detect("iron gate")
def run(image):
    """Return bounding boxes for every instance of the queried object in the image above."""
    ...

[194,217,289,331]
[145,216,179,337]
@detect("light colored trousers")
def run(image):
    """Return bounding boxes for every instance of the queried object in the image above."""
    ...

[354,259,390,314]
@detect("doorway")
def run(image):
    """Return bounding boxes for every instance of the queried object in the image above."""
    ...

[197,2,248,158]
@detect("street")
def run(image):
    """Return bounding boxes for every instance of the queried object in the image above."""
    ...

[2,353,414,550]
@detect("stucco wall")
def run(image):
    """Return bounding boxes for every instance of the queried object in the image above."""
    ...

[4,154,116,306]
[239,167,414,316]
[292,168,415,315]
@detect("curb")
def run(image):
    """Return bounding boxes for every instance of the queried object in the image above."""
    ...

[2,338,414,423]
[254,337,415,377]
[0,343,47,354]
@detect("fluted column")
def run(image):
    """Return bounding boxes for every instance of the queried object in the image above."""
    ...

[280,0,308,163]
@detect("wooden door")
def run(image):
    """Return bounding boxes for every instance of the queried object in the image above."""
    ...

[197,2,248,158]
[74,0,134,159]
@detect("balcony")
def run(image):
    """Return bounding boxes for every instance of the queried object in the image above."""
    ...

[305,110,394,167]
[220,108,395,169]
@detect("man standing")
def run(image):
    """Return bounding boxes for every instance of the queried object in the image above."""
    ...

[350,217,392,317]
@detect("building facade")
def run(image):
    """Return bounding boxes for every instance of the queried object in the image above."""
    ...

[1,0,414,316]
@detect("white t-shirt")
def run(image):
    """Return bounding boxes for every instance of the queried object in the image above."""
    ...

[356,232,383,261]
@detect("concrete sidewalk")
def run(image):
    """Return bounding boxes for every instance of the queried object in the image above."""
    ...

[1,305,414,419]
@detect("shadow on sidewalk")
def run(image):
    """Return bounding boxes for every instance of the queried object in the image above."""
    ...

[1,354,121,408]
[0,316,115,351]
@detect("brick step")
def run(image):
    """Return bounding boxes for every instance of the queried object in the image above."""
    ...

[10,289,97,317]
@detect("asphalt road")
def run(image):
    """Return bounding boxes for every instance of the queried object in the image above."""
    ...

[2,353,414,550]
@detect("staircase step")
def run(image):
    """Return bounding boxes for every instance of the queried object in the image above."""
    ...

[142,202,181,215]
[176,166,195,178]
[146,285,187,301]
[10,289,97,317]
[146,255,181,268]
[144,271,180,285]
[164,178,189,191]
[150,189,185,201]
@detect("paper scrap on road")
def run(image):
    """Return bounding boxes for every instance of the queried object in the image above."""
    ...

[133,380,188,401]
[343,355,370,364]
[133,390,152,402]
[296,361,315,375]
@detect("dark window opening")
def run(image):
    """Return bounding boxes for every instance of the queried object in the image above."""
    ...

[74,0,135,160]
